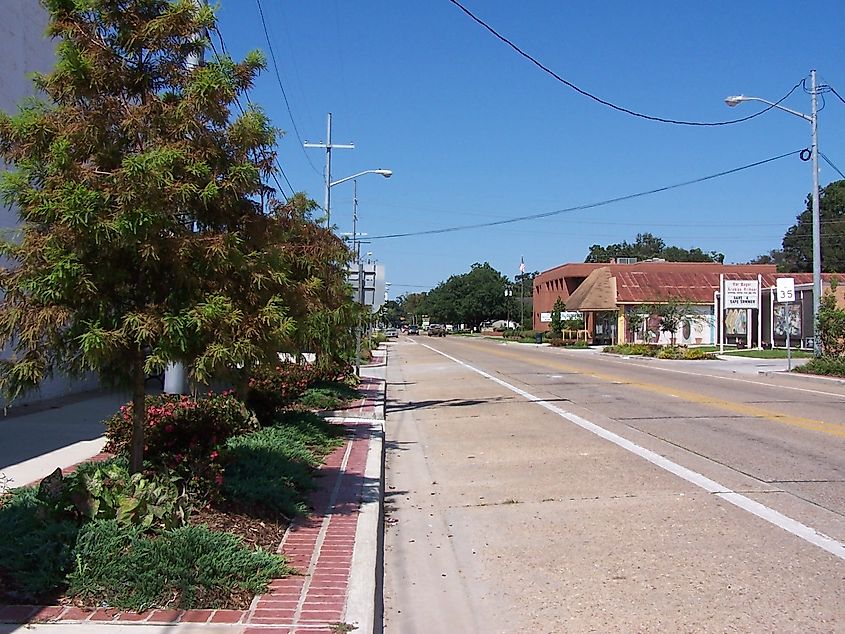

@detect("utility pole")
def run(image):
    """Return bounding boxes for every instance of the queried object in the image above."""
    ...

[165,0,205,395]
[810,69,822,357]
[353,179,363,376]
[304,113,354,227]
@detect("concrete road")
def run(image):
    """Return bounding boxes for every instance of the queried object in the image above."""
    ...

[382,336,845,633]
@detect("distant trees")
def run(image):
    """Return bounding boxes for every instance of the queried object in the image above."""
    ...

[586,232,724,264]
[421,263,511,329]
[781,180,845,273]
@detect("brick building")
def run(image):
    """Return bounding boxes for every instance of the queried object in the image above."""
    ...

[533,260,844,347]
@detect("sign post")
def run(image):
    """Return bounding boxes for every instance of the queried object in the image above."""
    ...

[724,279,759,351]
[776,278,796,371]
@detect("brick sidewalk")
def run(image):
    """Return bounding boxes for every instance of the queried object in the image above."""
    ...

[0,374,385,633]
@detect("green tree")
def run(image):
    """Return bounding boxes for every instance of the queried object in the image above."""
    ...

[421,263,510,329]
[549,296,565,338]
[748,249,788,270]
[781,180,845,273]
[817,281,845,357]
[0,0,344,472]
[586,232,723,263]
[639,299,704,346]
[397,292,426,325]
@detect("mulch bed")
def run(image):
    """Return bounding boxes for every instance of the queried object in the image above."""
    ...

[189,502,290,554]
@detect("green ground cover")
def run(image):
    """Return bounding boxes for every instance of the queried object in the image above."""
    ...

[0,366,357,611]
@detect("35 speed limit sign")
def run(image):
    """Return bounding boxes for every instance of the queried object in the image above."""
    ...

[776,277,795,303]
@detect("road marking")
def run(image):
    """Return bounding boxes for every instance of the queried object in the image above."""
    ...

[457,340,845,438]
[421,342,845,563]
[597,354,845,400]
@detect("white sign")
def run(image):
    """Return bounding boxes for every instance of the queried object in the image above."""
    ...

[540,311,582,323]
[724,279,759,309]
[776,278,796,303]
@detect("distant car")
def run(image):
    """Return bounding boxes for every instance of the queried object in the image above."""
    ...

[408,325,419,335]
[385,327,399,338]
[428,324,446,337]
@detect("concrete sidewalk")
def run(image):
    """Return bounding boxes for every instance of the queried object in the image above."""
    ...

[0,349,387,634]
[0,390,128,489]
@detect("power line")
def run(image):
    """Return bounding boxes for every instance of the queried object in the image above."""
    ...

[829,84,845,105]
[447,0,802,127]
[210,26,294,201]
[368,149,803,240]
[254,0,322,177]
[821,152,845,180]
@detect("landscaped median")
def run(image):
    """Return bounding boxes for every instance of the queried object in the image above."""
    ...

[603,343,716,360]
[0,361,364,617]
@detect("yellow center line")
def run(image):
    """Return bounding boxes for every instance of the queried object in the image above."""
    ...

[447,338,845,439]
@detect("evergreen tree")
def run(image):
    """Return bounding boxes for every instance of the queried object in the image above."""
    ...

[0,0,349,471]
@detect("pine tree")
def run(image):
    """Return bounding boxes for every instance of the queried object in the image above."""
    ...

[0,0,349,471]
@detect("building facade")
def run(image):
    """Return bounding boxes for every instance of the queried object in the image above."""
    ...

[533,260,844,348]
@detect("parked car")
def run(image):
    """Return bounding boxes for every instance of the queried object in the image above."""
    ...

[385,327,399,338]
[408,325,419,335]
[428,323,446,337]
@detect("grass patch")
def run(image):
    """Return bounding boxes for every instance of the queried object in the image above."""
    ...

[297,380,360,411]
[0,488,80,603]
[67,520,290,610]
[794,357,845,377]
[222,412,346,518]
[723,348,814,359]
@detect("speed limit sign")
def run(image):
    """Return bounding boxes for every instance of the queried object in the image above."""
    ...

[776,278,795,303]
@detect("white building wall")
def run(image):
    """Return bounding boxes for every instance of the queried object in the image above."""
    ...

[1,1,100,406]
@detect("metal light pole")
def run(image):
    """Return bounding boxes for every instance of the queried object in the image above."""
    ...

[343,172,392,373]
[725,69,822,356]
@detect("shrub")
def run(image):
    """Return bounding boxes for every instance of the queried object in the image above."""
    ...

[657,346,682,359]
[36,460,188,531]
[0,488,80,603]
[604,343,662,357]
[105,393,258,500]
[246,363,318,425]
[682,347,716,360]
[67,520,290,610]
[549,339,588,348]
[795,357,845,377]
[222,412,345,518]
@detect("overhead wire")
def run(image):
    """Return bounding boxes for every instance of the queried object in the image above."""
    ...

[821,153,845,180]
[829,85,845,105]
[254,0,322,177]
[210,25,294,201]
[368,149,803,240]
[447,0,802,127]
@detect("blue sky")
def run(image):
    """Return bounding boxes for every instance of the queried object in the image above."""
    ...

[215,1,845,297]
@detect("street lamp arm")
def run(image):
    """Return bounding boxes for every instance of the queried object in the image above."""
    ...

[330,169,393,188]
[724,95,812,122]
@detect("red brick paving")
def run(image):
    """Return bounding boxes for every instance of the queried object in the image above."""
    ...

[0,372,384,633]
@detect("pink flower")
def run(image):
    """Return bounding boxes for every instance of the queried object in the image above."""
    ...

[210,450,219,460]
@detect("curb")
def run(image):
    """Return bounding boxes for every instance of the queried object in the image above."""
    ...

[1,369,388,633]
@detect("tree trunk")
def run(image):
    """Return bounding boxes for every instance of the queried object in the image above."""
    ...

[130,347,146,474]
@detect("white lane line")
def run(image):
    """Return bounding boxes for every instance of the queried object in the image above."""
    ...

[422,343,845,563]
[580,353,845,400]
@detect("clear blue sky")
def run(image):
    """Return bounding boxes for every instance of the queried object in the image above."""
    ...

[214,1,845,297]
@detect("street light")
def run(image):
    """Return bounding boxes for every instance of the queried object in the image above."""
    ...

[324,169,392,227]
[725,69,822,356]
